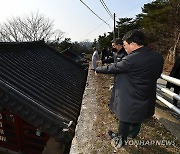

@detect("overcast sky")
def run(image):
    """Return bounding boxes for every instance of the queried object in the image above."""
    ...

[0,0,153,42]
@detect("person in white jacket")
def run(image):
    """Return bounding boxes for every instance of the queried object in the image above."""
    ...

[91,47,99,70]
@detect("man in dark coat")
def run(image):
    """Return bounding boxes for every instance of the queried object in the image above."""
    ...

[101,47,108,61]
[102,39,127,113]
[102,39,127,64]
[95,30,164,149]
[166,55,180,107]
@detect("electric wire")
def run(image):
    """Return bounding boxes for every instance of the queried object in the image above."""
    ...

[79,0,153,41]
[116,0,153,19]
[80,17,112,41]
[79,1,146,41]
[80,0,111,28]
[100,0,114,20]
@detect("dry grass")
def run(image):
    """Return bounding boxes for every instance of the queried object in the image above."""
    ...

[92,73,180,154]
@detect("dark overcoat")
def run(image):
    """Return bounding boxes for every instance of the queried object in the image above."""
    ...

[101,48,127,112]
[96,46,164,123]
[109,49,127,112]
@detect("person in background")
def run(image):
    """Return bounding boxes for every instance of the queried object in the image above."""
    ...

[102,39,127,64]
[166,54,180,107]
[101,47,108,61]
[91,47,99,70]
[95,30,164,149]
[102,39,127,113]
[107,47,113,59]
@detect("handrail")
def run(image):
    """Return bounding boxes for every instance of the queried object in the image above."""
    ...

[156,74,180,115]
[156,94,180,115]
[161,74,180,86]
[157,84,180,102]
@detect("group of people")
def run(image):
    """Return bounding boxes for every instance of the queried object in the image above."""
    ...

[91,39,127,70]
[91,29,179,149]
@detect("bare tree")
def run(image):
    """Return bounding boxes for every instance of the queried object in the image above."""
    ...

[52,29,65,43]
[0,11,64,42]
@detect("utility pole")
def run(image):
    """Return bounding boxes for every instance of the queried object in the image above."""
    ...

[113,13,116,41]
[118,26,120,39]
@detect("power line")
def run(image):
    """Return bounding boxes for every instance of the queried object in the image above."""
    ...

[80,0,153,41]
[116,1,152,18]
[100,0,114,20]
[114,1,150,23]
[80,17,112,41]
[99,0,115,40]
[80,0,111,28]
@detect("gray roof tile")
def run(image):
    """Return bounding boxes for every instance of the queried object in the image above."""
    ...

[0,41,87,142]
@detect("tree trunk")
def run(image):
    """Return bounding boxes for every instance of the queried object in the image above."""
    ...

[172,31,180,62]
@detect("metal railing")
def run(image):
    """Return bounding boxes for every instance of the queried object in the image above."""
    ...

[156,74,180,115]
[161,74,180,86]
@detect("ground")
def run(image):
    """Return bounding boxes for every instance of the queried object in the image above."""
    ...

[93,72,180,153]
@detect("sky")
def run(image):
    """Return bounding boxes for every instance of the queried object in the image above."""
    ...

[0,0,153,42]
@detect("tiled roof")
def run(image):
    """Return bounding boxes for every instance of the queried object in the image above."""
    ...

[61,48,85,63]
[0,41,88,142]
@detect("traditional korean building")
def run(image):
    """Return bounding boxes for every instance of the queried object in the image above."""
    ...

[0,41,88,153]
[61,48,84,62]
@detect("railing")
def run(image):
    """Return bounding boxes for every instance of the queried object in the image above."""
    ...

[161,74,180,86]
[156,74,180,115]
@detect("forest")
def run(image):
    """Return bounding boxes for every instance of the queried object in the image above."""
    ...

[95,0,180,65]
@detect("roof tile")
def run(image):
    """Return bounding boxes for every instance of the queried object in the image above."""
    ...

[0,41,88,142]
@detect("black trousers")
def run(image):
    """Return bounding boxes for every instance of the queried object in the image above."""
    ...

[118,121,142,141]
